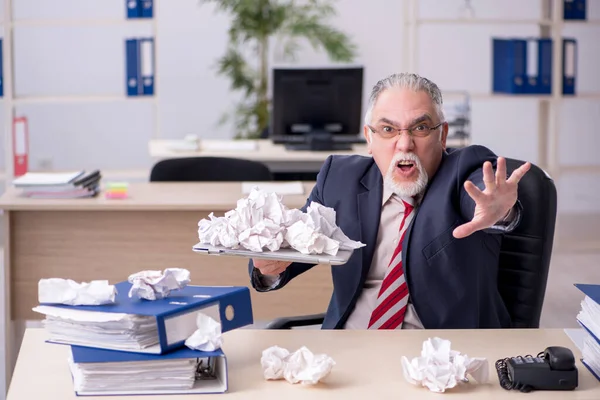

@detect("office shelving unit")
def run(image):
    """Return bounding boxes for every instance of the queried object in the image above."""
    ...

[403,0,600,180]
[1,0,159,181]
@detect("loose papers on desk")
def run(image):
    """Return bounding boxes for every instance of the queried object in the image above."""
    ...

[197,187,365,256]
[575,284,600,381]
[32,281,253,354]
[401,337,488,393]
[13,170,101,198]
[68,344,228,396]
[261,346,335,385]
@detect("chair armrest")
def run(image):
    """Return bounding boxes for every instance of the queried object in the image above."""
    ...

[265,313,326,329]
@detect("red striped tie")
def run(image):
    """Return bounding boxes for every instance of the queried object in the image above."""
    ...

[368,199,415,330]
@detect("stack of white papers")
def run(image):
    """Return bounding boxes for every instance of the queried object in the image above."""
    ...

[69,357,197,393]
[14,170,101,199]
[33,306,159,351]
[574,284,600,380]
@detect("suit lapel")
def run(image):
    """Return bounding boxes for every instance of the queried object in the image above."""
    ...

[357,163,383,281]
[402,151,448,278]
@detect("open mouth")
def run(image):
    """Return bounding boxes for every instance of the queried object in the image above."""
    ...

[395,160,416,176]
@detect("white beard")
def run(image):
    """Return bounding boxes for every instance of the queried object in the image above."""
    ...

[384,152,428,198]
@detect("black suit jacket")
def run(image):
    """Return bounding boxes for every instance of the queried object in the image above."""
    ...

[249,145,519,329]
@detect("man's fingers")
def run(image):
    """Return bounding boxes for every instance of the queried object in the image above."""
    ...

[253,259,291,275]
[464,181,485,203]
[507,162,531,185]
[495,157,507,188]
[483,161,496,191]
[453,221,479,239]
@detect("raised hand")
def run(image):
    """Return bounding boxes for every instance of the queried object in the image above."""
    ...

[453,157,531,239]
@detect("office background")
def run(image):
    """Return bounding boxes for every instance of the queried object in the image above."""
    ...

[0,0,596,214]
[0,0,599,398]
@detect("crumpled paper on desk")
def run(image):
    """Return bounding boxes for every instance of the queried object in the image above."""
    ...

[128,268,191,300]
[401,337,489,393]
[198,187,365,255]
[185,313,223,351]
[261,345,336,385]
[38,278,117,305]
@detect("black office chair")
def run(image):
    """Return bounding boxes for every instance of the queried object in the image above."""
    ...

[149,157,273,182]
[266,158,557,329]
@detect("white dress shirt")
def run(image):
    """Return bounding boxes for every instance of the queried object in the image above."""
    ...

[343,184,423,329]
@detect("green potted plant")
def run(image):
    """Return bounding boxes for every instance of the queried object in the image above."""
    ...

[202,0,358,139]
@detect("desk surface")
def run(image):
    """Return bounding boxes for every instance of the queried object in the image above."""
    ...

[0,182,314,211]
[148,139,371,162]
[8,328,599,399]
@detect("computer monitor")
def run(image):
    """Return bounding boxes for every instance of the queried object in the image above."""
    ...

[270,66,365,151]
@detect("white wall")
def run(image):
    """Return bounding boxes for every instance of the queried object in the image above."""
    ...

[1,0,600,212]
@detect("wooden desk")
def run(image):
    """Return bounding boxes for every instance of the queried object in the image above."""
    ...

[0,182,331,393]
[8,328,599,399]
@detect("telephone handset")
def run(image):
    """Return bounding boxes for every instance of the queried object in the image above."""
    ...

[495,346,578,392]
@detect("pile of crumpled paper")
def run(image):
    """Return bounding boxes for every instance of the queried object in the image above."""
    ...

[197,187,364,255]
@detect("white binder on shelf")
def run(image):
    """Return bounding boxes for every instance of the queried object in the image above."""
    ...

[140,38,155,96]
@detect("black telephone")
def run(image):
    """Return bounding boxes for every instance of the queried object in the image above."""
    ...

[495,346,578,392]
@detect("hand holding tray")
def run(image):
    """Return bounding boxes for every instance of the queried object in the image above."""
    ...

[192,243,355,266]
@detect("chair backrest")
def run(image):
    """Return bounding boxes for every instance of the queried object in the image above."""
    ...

[497,158,557,328]
[149,157,273,182]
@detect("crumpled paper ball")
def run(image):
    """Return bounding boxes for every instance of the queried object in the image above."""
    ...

[198,187,365,255]
[127,268,191,300]
[38,278,117,305]
[261,345,335,385]
[185,313,223,352]
[401,337,489,393]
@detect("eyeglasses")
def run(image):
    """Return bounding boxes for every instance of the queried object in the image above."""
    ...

[367,122,444,140]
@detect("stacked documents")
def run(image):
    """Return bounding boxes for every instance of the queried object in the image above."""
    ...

[13,170,101,198]
[575,284,600,380]
[33,281,253,354]
[68,344,227,396]
[34,306,159,351]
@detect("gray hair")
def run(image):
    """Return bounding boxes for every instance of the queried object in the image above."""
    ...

[364,73,444,126]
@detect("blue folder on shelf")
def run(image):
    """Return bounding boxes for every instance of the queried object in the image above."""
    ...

[125,39,140,96]
[564,0,586,20]
[139,0,154,18]
[69,344,228,396]
[126,0,139,19]
[492,38,527,94]
[34,281,253,354]
[526,37,552,94]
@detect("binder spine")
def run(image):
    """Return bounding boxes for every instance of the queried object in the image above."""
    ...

[140,0,154,18]
[140,38,155,96]
[159,288,254,353]
[492,38,510,93]
[126,0,139,19]
[511,39,527,94]
[526,38,538,94]
[563,0,586,20]
[0,38,3,97]
[538,38,552,95]
[217,287,254,333]
[125,39,140,96]
[156,315,169,353]
[563,38,577,95]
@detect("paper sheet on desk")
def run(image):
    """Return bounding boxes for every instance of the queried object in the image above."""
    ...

[241,181,304,195]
